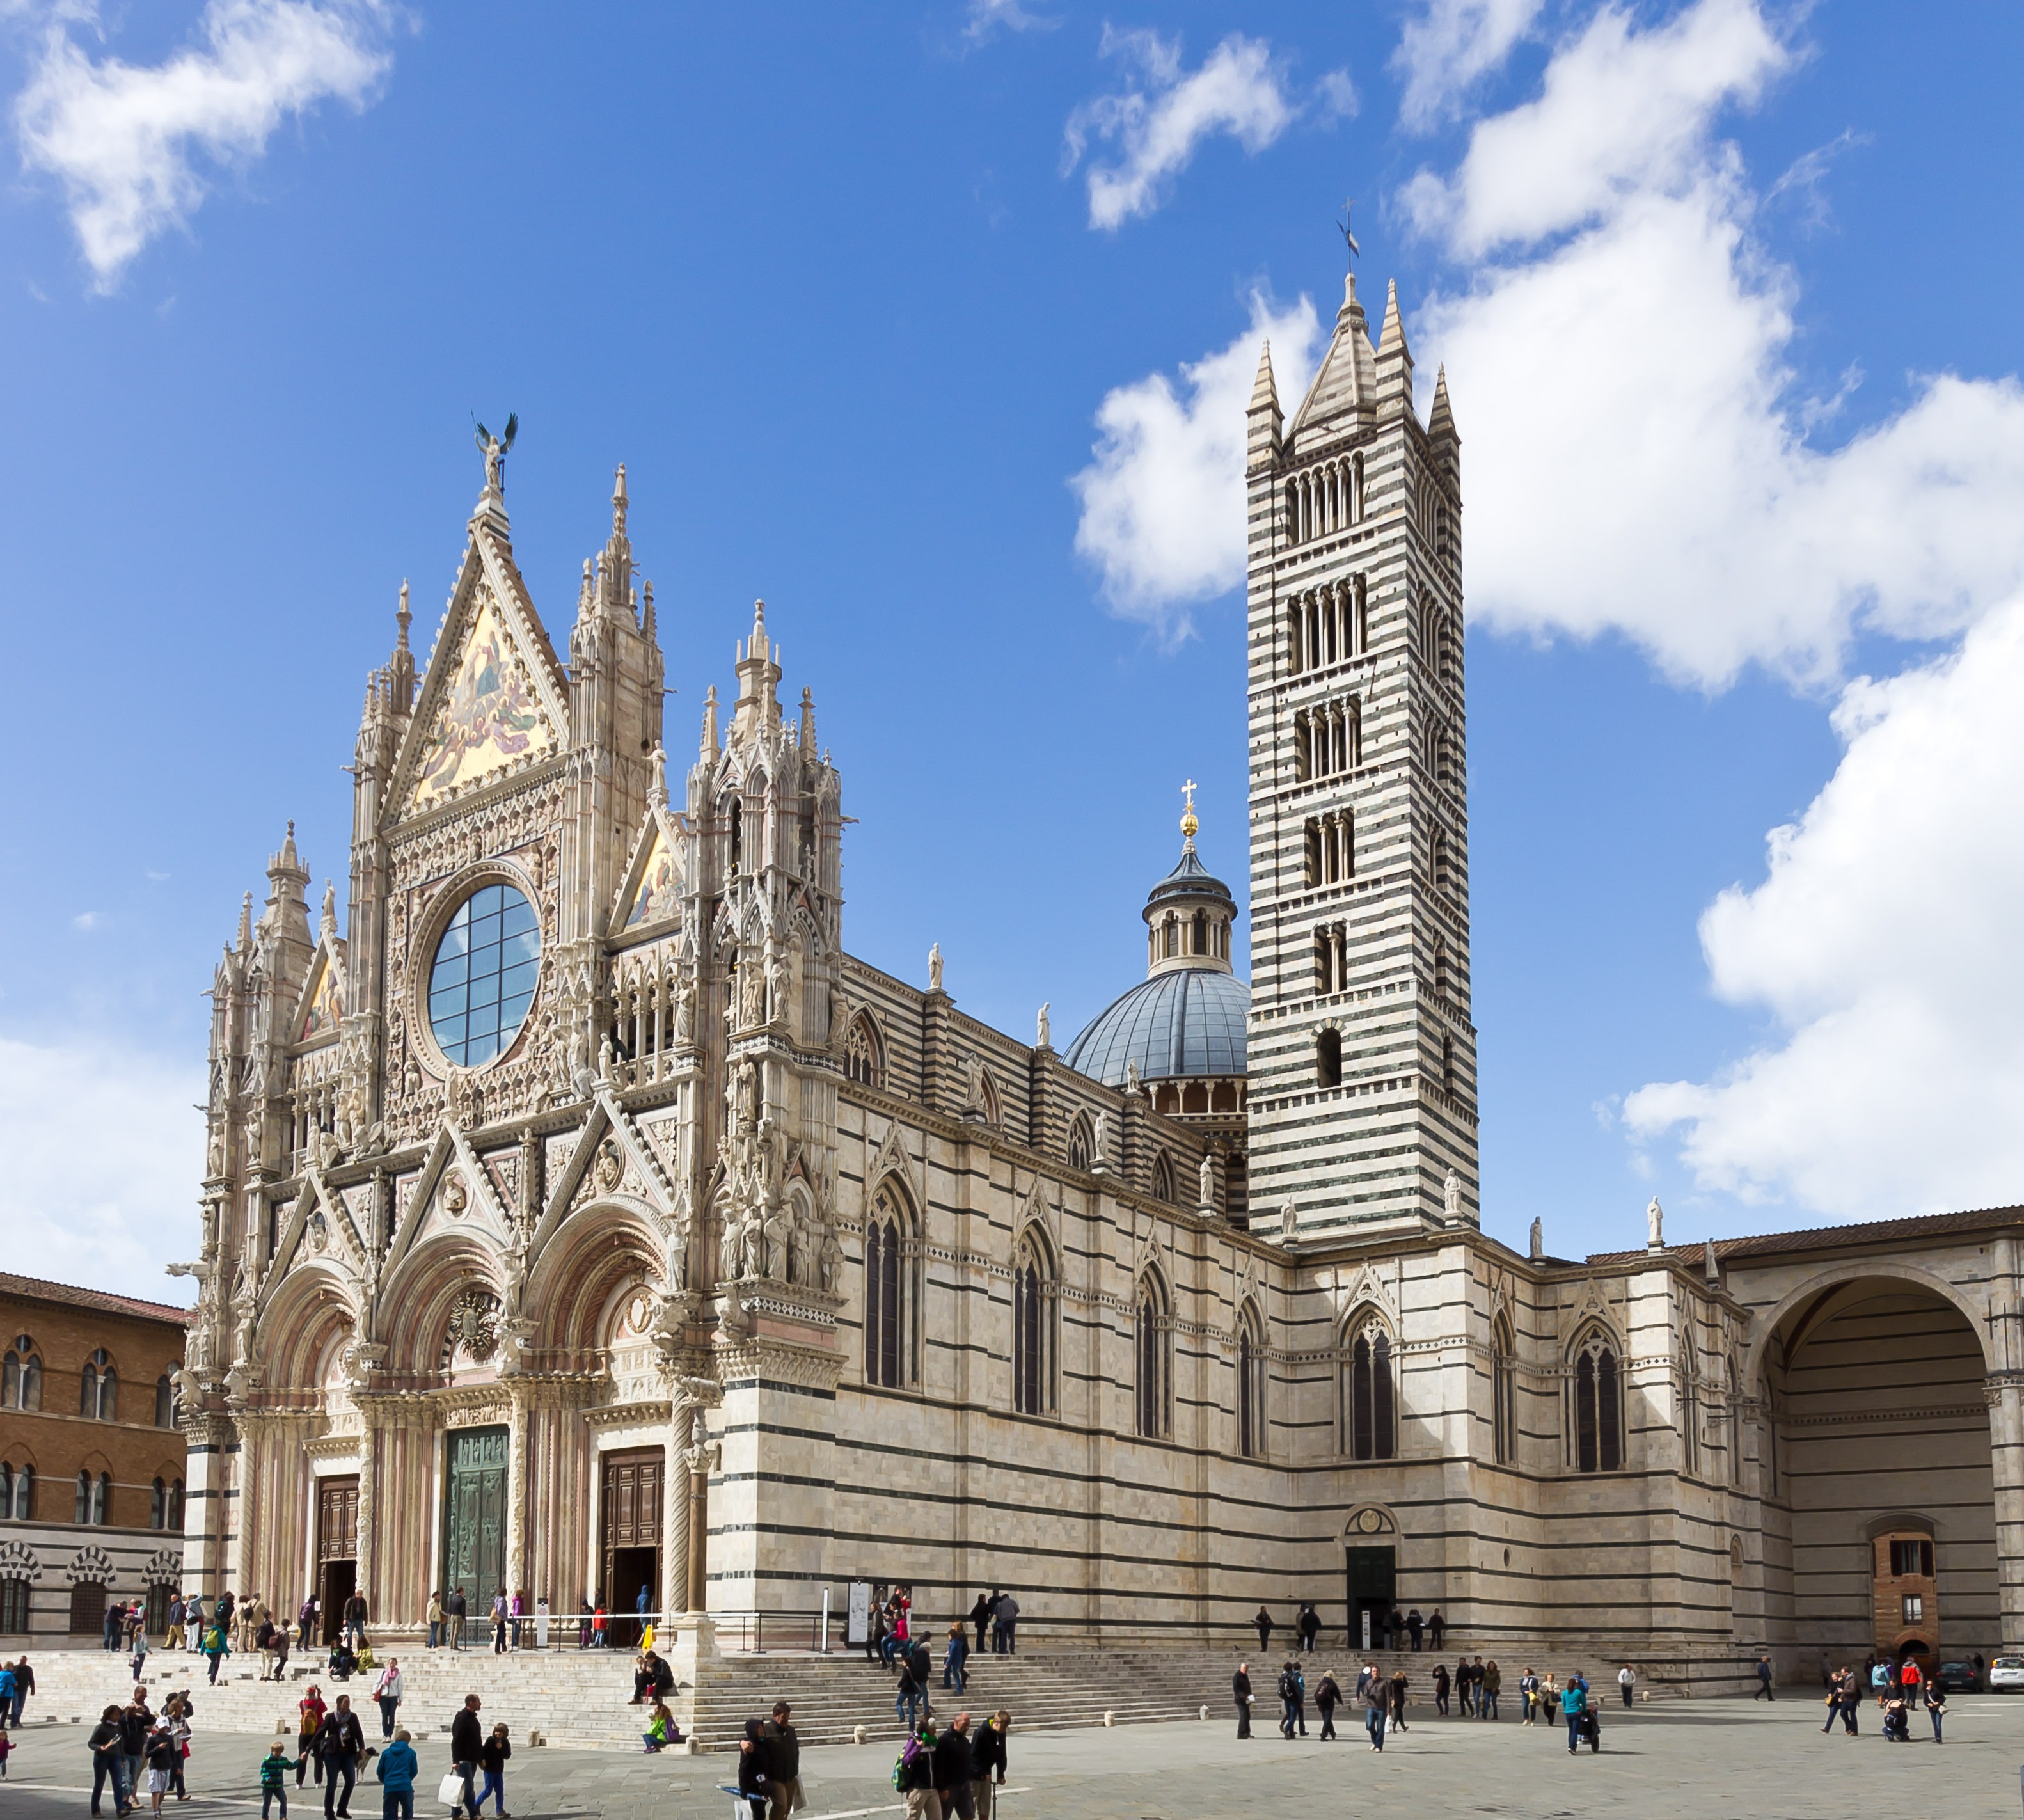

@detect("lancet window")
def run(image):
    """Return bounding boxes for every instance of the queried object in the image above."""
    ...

[1293,699,1361,782]
[1492,1315,1517,1465]
[1284,454,1364,547]
[1012,1231,1056,1418]
[1571,1329,1624,1473]
[844,1013,884,1089]
[2,1337,41,1411]
[1135,1275,1171,1441]
[80,1350,116,1422]
[1304,812,1354,888]
[1342,1316,1396,1461]
[1237,1301,1266,1460]
[862,1182,917,1390]
[1286,575,1369,674]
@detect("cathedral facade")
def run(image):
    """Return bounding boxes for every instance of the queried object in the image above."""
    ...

[177,264,2024,1675]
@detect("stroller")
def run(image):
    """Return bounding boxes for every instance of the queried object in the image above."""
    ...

[1574,1705,1602,1752]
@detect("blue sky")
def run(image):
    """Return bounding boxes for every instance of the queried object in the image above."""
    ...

[6,0,2024,1298]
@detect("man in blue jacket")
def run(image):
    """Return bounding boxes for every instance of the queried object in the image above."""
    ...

[374,1727,416,1820]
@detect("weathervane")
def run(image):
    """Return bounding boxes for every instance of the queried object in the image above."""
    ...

[1337,198,1359,265]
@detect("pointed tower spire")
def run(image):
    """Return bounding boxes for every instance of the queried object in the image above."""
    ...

[700,684,720,758]
[1287,244,1376,444]
[731,599,782,744]
[237,892,254,956]
[1375,278,1414,419]
[1377,278,1407,355]
[1247,340,1283,477]
[1250,342,1278,414]
[640,579,656,645]
[799,686,816,755]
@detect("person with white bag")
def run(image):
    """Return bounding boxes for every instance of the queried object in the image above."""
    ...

[443,1697,482,1819]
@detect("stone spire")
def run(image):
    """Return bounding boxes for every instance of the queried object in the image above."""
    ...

[700,684,720,758]
[731,600,782,745]
[1247,341,1283,474]
[1374,278,1414,418]
[1287,258,1377,444]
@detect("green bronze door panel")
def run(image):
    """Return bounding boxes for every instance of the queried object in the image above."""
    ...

[442,1425,509,1631]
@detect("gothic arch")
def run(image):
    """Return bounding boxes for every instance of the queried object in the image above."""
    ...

[1743,1261,1991,1393]
[862,1175,921,1390]
[844,1011,886,1090]
[376,1233,508,1375]
[525,1201,668,1357]
[253,1263,359,1393]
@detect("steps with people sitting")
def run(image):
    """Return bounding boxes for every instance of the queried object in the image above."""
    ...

[15,1633,1757,1755]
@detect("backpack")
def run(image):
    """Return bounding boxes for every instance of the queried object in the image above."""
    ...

[1278,1669,1299,1702]
[891,1733,931,1792]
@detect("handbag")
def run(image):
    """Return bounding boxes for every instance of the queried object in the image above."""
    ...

[436,1772,465,1807]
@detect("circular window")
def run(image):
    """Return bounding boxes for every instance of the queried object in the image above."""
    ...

[428,883,540,1066]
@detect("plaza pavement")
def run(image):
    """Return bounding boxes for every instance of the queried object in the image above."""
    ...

[3,1695,2016,1819]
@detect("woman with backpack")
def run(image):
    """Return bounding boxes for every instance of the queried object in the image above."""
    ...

[1314,1669,1341,1741]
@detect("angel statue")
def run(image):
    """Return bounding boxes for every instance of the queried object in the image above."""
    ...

[474,413,518,493]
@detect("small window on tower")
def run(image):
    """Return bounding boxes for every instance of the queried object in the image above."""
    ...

[1316,1027,1342,1089]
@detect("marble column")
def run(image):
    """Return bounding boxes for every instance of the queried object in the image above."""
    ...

[506,1386,531,1608]
[354,1420,377,1608]
[1988,1377,2024,1650]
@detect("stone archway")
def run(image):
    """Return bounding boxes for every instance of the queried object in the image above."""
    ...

[1760,1276,1995,1665]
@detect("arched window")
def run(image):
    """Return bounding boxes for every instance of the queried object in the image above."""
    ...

[1192,910,1208,954]
[155,1375,175,1428]
[81,1350,116,1421]
[0,1466,9,1519]
[3,1337,40,1411]
[1434,938,1449,1002]
[844,1013,884,1089]
[1066,1114,1093,1174]
[1350,452,1364,523]
[1012,1234,1054,1417]
[1,1465,31,1521]
[1492,1315,1517,1466]
[727,798,743,876]
[1237,1303,1265,1460]
[1727,1356,1744,1489]
[1162,916,1178,958]
[1572,1331,1623,1473]
[150,1477,166,1530]
[1316,1027,1342,1089]
[1151,1152,1176,1203]
[168,1478,184,1529]
[0,1576,27,1635]
[862,1183,913,1389]
[1135,1278,1170,1440]
[76,1469,110,1526]
[1343,1318,1396,1461]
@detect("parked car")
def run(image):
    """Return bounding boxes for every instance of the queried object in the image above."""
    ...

[1988,1656,2024,1693]
[1932,1660,1982,1693]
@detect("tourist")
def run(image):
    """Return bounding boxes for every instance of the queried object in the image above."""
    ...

[328,1638,358,1684]
[761,1702,802,1819]
[1618,1663,1635,1709]
[930,1713,972,1819]
[1363,1667,1388,1752]
[1389,1665,1409,1732]
[490,1591,509,1656]
[969,1710,1009,1819]
[896,1646,928,1734]
[970,1594,992,1657]
[1899,1656,1922,1709]
[143,1713,179,1816]
[736,1718,772,1820]
[0,1722,10,1778]
[120,1693,153,1805]
[631,1650,673,1704]
[1277,1660,1306,1738]
[374,1728,416,1820]
[1428,1610,1446,1651]
[372,1660,402,1738]
[1521,1666,1540,1725]
[297,1687,328,1785]
[0,1659,15,1732]
[474,1723,510,1816]
[1839,1668,1861,1736]
[342,1593,368,1654]
[162,1692,192,1802]
[446,1590,468,1653]
[943,1622,968,1692]
[164,1597,185,1655]
[1232,1662,1253,1738]
[1455,1654,1473,1717]
[509,1591,525,1652]
[1315,1667,1340,1740]
[11,1654,31,1726]
[1869,1659,1888,1707]
[1254,1607,1274,1654]
[259,1739,301,1819]
[1925,1677,1947,1743]
[104,1601,125,1653]
[448,1696,483,1820]
[589,1604,606,1650]
[131,1622,153,1684]
[993,1592,1019,1656]
[315,1693,367,1819]
[298,1597,319,1650]
[425,1595,443,1652]
[640,1702,676,1752]
[1482,1660,1501,1720]
[1432,1661,1449,1716]
[1881,1693,1910,1742]
[257,1617,280,1681]
[867,1601,887,1668]
[1407,1608,1423,1652]
[217,1594,237,1652]
[90,1704,130,1817]
[184,1597,206,1657]
[1561,1673,1588,1754]
[1297,1603,1320,1653]
[1756,1654,1775,1700]
[272,1627,293,1682]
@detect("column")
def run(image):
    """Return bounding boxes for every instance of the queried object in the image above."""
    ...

[354,1416,377,1609]
[228,1415,259,1595]
[506,1386,530,1610]
[665,1409,690,1618]
[1988,1377,2024,1650]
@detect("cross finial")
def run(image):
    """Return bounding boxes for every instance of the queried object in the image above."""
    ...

[1180,779,1199,844]
[1337,198,1359,265]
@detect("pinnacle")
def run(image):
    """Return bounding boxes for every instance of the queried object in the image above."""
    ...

[1377,278,1409,361]
[1249,340,1279,412]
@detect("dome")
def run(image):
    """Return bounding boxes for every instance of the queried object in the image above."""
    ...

[1064,965,1249,1086]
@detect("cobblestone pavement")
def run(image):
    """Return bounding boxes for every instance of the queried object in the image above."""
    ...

[3,1696,2018,1819]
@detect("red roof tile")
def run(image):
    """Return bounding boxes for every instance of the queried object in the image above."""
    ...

[0,1272,193,1326]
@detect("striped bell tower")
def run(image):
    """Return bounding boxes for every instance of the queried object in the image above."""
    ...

[1243,258,1476,1240]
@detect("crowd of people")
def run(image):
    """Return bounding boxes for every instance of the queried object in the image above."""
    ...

[1231,1656,1617,1750]
[1251,1604,1448,1654]
[1819,1656,1949,1741]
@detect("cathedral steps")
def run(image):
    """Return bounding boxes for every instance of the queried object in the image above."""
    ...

[15,1636,1761,1755]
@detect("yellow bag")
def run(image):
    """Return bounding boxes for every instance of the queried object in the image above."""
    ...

[640,1623,655,1652]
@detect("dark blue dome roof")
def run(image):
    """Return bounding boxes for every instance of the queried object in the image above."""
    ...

[1063,965,1249,1086]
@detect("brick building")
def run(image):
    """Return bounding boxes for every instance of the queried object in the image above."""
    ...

[0,1274,191,1645]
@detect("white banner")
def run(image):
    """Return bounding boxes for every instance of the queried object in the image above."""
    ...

[847,1581,871,1645]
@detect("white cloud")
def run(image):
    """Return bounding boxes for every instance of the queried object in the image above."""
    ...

[1391,0,1543,132]
[72,910,102,930]
[1624,597,2024,1216]
[0,1033,204,1303]
[962,0,1056,46]
[15,0,392,290]
[1403,0,2024,688]
[1064,30,1300,232]
[1070,290,1323,636]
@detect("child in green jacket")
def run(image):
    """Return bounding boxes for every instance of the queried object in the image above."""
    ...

[258,1743,299,1817]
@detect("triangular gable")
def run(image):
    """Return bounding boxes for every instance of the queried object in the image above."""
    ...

[612,807,684,934]
[527,1091,678,1263]
[390,525,569,821]
[381,1122,514,1284]
[295,940,347,1045]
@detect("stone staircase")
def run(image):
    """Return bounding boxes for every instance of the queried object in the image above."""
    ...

[14,1634,1757,1754]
